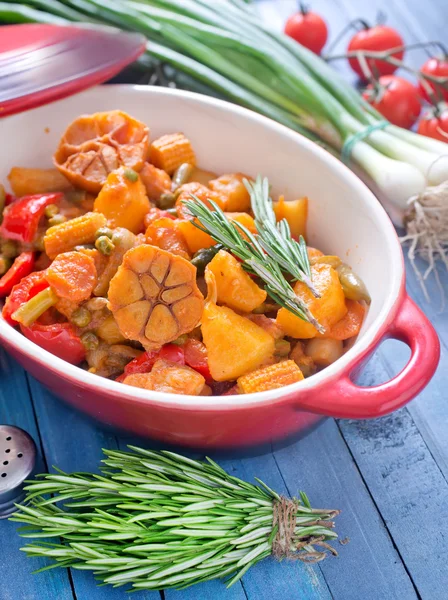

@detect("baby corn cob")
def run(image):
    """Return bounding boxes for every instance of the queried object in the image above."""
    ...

[149,133,196,175]
[238,360,304,394]
[44,211,106,259]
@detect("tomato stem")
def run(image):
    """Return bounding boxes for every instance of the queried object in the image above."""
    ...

[324,19,375,58]
[298,2,308,16]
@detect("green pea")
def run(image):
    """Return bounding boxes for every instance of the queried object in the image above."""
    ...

[81,332,99,351]
[274,339,291,357]
[1,240,18,259]
[124,168,139,183]
[44,204,59,219]
[65,189,86,205]
[95,235,115,256]
[172,334,188,346]
[0,256,12,276]
[48,214,67,227]
[157,192,176,210]
[95,227,114,240]
[71,307,92,328]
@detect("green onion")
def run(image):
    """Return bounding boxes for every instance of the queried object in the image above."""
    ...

[1,0,447,267]
[11,447,339,591]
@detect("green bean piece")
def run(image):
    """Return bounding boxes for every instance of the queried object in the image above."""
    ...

[95,227,114,240]
[48,214,67,227]
[11,288,58,327]
[95,236,115,256]
[1,240,18,259]
[65,189,86,205]
[190,245,222,275]
[71,307,92,328]
[157,192,176,209]
[81,332,99,351]
[0,257,12,276]
[171,163,194,192]
[44,204,59,219]
[124,168,139,183]
[336,264,371,304]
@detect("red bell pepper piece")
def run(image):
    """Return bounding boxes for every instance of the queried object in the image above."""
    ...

[5,193,16,206]
[0,252,35,298]
[2,270,49,325]
[21,322,85,365]
[0,192,63,243]
[123,344,185,376]
[158,344,185,364]
[184,339,212,381]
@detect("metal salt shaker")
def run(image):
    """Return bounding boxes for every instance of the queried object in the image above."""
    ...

[0,426,37,518]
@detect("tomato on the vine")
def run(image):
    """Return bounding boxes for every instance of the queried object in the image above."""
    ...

[417,106,448,141]
[362,75,421,129]
[348,25,404,79]
[284,5,328,55]
[419,57,448,103]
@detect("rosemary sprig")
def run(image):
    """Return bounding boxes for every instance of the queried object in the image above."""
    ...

[246,175,320,297]
[183,197,321,328]
[11,447,339,592]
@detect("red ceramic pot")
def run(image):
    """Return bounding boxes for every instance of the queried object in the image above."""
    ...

[0,86,440,450]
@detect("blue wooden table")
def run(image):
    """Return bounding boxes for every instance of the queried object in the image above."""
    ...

[1,1,447,599]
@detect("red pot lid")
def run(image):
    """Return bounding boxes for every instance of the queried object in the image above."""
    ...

[0,24,147,118]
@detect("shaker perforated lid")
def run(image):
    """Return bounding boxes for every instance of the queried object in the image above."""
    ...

[0,426,37,518]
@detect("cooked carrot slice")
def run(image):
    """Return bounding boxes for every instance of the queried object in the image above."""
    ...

[46,251,97,303]
[108,245,204,349]
[54,111,149,193]
[145,218,191,260]
[319,299,366,340]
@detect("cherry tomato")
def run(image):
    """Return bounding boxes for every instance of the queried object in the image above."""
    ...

[21,322,86,365]
[348,25,404,79]
[284,6,328,55]
[417,107,448,141]
[362,75,421,129]
[419,57,448,103]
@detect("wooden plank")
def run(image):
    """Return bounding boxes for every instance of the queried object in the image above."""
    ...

[339,377,448,599]
[0,353,74,600]
[273,411,418,600]
[219,454,333,600]
[25,376,161,600]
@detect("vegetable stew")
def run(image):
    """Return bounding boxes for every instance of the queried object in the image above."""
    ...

[0,110,370,396]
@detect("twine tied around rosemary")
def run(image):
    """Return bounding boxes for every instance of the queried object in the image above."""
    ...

[272,497,340,563]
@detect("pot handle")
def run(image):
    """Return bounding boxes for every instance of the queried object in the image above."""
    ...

[296,295,440,419]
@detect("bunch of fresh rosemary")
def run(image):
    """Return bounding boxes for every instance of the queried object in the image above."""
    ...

[184,175,323,330]
[12,447,339,591]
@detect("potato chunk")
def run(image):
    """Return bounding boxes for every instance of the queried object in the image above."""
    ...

[276,263,347,338]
